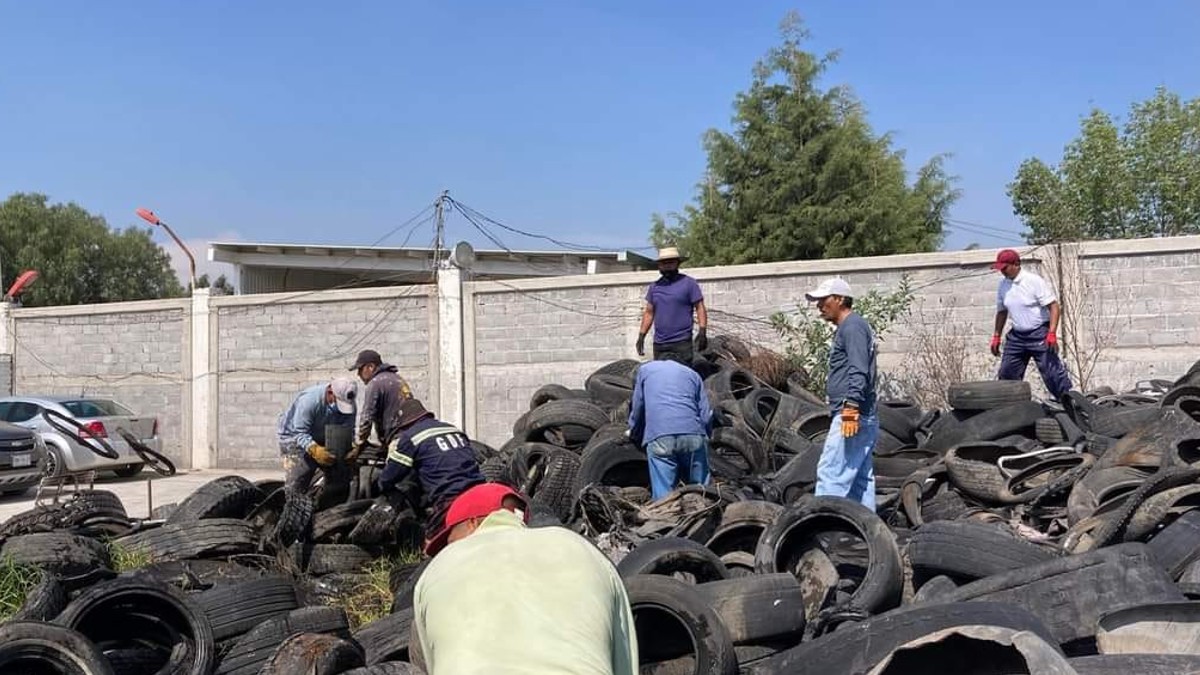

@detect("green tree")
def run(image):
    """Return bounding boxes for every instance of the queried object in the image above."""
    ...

[0,193,183,306]
[193,273,236,296]
[651,13,959,264]
[1009,87,1200,242]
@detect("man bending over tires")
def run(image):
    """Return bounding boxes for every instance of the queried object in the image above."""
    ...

[806,278,879,511]
[376,398,485,547]
[627,350,714,500]
[989,249,1073,400]
[277,377,358,492]
[412,483,638,674]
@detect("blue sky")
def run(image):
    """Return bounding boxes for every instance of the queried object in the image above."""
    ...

[2,1,1198,280]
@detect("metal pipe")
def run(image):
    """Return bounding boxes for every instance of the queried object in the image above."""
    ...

[137,207,197,290]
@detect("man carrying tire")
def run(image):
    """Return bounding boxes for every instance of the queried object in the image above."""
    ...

[636,247,708,364]
[349,349,413,455]
[806,278,878,511]
[376,398,485,545]
[627,351,714,500]
[989,249,1073,400]
[277,377,358,492]
[413,483,638,674]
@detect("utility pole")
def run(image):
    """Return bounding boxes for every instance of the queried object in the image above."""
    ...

[432,190,449,270]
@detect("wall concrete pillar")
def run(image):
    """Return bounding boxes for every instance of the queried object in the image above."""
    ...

[436,265,465,429]
[189,288,213,469]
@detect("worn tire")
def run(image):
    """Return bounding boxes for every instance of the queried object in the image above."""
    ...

[947,380,1031,411]
[216,606,350,675]
[695,573,805,645]
[273,489,315,547]
[1089,405,1161,439]
[196,576,299,641]
[1036,417,1068,445]
[0,621,116,674]
[306,544,377,576]
[943,442,1024,504]
[260,632,365,675]
[625,575,738,675]
[115,518,258,561]
[342,664,425,675]
[1147,509,1200,579]
[12,573,68,622]
[907,520,1057,582]
[167,475,262,524]
[574,437,649,492]
[312,499,374,542]
[1068,653,1200,674]
[754,496,903,615]
[706,500,783,558]
[922,402,1046,454]
[710,426,769,476]
[0,532,111,581]
[527,448,582,523]
[1067,465,1150,526]
[353,608,414,664]
[525,399,609,437]
[617,537,730,583]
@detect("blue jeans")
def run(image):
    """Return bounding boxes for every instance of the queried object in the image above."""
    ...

[815,413,878,511]
[646,434,711,500]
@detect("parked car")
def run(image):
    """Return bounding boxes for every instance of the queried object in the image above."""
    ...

[0,396,161,479]
[0,420,47,495]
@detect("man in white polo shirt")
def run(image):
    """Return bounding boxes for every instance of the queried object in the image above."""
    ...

[989,249,1072,399]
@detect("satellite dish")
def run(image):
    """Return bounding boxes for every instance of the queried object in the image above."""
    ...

[449,241,476,270]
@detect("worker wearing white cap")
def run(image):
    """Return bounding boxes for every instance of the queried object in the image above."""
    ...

[277,376,358,492]
[804,277,879,510]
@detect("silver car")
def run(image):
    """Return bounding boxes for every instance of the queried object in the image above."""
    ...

[0,396,162,478]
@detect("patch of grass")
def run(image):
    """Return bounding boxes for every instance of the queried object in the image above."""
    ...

[107,540,153,572]
[0,555,43,622]
[326,550,422,630]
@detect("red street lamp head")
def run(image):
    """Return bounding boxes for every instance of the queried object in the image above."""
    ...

[136,207,162,226]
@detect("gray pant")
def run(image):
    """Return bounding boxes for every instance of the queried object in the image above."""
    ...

[281,444,319,492]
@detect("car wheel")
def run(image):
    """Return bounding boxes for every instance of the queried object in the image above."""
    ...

[41,446,64,478]
[113,464,144,479]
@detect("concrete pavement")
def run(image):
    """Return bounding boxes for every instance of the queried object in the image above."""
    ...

[0,469,284,522]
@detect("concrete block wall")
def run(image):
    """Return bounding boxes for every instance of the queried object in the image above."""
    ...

[213,286,437,468]
[9,301,189,463]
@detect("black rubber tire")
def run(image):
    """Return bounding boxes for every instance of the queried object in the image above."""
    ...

[529,383,580,410]
[1068,653,1200,674]
[742,601,1057,675]
[1035,417,1067,445]
[590,358,641,381]
[947,380,1031,411]
[390,559,430,614]
[706,368,762,403]
[56,577,215,675]
[739,387,780,436]
[353,608,414,664]
[754,496,903,615]
[617,537,730,583]
[695,573,805,645]
[586,373,636,407]
[0,532,111,580]
[480,455,513,485]
[877,403,919,443]
[273,489,315,547]
[12,573,68,622]
[342,664,425,675]
[115,519,258,562]
[1089,404,1161,438]
[907,520,1057,582]
[943,442,1025,504]
[260,632,365,675]
[0,621,116,675]
[574,437,649,493]
[195,576,299,641]
[349,497,407,546]
[167,475,262,524]
[706,500,783,558]
[217,606,350,675]
[115,427,176,476]
[527,448,582,523]
[625,575,738,675]
[911,574,958,604]
[312,499,374,542]
[0,502,74,537]
[922,401,1046,454]
[1147,509,1200,579]
[1067,465,1150,526]
[937,542,1183,646]
[306,544,377,576]
[524,399,609,437]
[710,426,769,476]
[1089,467,1200,550]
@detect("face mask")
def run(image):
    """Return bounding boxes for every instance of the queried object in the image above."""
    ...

[660,269,680,280]
[327,403,340,415]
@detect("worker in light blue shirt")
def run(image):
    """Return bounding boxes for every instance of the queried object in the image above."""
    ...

[627,353,714,500]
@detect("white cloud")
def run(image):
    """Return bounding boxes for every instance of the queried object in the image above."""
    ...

[161,230,242,289]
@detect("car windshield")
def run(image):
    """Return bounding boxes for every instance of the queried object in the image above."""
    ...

[61,399,135,418]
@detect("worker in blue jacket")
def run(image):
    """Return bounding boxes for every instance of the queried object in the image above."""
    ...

[627,352,714,500]
[377,398,485,541]
[277,377,358,492]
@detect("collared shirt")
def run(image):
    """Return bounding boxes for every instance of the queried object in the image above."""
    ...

[628,359,713,446]
[997,269,1056,332]
[377,417,483,506]
[826,312,877,416]
[276,382,355,452]
[356,363,413,445]
[645,274,703,344]
[413,509,639,675]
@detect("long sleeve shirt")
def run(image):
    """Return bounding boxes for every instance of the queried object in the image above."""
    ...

[627,360,713,446]
[413,508,638,675]
[377,417,484,507]
[276,383,355,453]
[826,312,878,416]
[355,364,413,445]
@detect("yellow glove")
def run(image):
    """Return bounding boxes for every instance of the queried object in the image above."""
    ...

[307,443,336,467]
[841,407,860,438]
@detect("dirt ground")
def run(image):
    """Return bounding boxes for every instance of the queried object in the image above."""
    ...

[0,469,283,521]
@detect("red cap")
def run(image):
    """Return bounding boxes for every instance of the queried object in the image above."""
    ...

[993,249,1020,270]
[424,483,528,557]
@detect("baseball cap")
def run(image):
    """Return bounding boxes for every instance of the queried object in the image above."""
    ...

[329,377,357,414]
[993,249,1020,270]
[349,349,382,371]
[425,483,529,557]
[804,277,853,301]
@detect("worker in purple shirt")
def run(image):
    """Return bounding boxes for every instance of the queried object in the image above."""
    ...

[627,351,714,500]
[636,247,708,364]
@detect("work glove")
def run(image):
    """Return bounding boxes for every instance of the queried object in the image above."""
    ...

[1045,332,1058,354]
[306,443,336,467]
[989,334,1002,357]
[345,442,364,464]
[635,332,647,357]
[841,406,860,438]
[695,327,708,352]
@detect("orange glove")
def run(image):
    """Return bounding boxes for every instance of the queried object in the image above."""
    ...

[841,406,860,438]
[990,334,1002,357]
[307,443,336,467]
